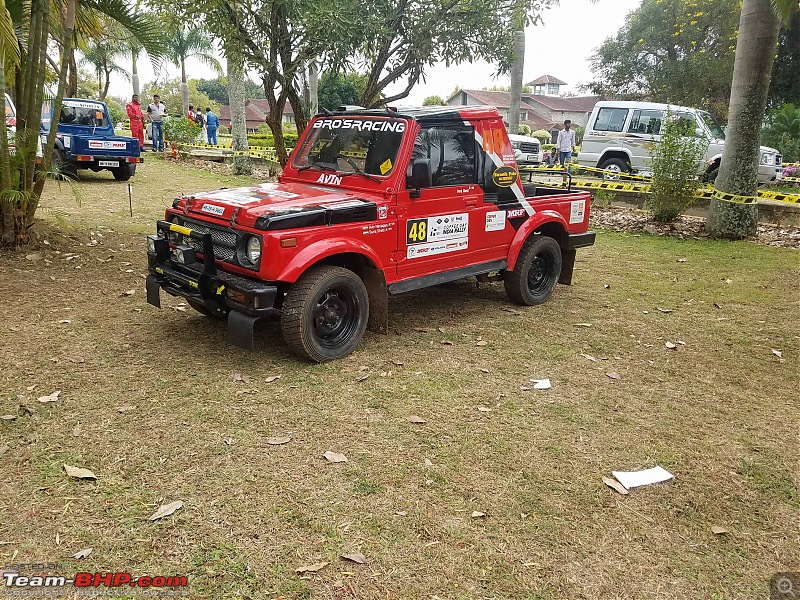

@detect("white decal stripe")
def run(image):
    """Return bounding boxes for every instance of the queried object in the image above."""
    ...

[467,123,535,216]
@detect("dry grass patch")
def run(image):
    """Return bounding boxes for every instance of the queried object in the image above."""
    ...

[0,159,798,599]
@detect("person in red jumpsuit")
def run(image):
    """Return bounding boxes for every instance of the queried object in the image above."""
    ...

[126,94,144,150]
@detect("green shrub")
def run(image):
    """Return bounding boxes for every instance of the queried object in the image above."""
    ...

[518,124,532,136]
[532,129,551,144]
[761,104,800,162]
[164,116,201,145]
[646,113,708,223]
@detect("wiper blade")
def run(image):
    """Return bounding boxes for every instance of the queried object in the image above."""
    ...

[340,171,381,183]
[297,163,338,172]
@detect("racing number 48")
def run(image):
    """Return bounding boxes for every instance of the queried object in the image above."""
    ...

[407,219,428,243]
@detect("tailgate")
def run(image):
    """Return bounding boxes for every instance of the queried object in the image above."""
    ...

[72,135,140,157]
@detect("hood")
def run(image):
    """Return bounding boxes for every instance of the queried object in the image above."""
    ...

[183,182,385,231]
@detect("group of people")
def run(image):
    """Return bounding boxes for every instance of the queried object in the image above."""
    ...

[124,93,221,152]
[187,105,220,146]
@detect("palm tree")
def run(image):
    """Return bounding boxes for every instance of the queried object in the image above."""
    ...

[79,22,129,100]
[165,22,221,116]
[707,0,798,238]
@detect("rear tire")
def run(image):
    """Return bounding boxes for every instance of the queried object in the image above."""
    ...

[53,149,77,179]
[504,235,562,306]
[598,157,631,180]
[112,163,135,181]
[281,265,369,363]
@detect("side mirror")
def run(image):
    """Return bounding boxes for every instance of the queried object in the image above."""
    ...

[410,158,432,197]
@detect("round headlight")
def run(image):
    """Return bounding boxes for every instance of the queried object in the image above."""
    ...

[246,236,262,264]
[761,153,772,165]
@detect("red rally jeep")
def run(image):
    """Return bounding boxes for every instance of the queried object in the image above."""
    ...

[145,106,595,362]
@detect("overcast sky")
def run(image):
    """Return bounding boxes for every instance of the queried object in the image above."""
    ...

[109,0,642,106]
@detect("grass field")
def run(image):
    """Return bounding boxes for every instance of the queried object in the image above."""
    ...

[1,158,798,599]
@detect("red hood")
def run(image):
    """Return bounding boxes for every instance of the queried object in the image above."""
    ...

[182,182,384,229]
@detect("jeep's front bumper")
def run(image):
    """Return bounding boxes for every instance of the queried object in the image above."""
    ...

[145,220,278,349]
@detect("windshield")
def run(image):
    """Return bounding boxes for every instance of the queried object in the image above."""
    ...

[42,99,108,128]
[698,111,725,139]
[292,117,406,177]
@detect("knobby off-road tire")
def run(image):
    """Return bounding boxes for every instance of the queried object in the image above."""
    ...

[504,235,562,306]
[281,265,369,363]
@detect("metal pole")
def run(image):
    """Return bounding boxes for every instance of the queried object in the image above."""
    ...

[128,183,133,217]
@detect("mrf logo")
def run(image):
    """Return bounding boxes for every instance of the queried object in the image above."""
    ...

[317,174,342,186]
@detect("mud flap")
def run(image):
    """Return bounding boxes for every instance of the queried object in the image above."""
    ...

[146,274,162,308]
[228,310,261,350]
[361,265,388,334]
[559,249,576,285]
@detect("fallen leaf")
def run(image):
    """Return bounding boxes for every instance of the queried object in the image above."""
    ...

[724,278,733,284]
[407,415,426,424]
[71,548,92,559]
[710,525,728,535]
[1,415,17,421]
[68,357,85,364]
[323,451,348,463]
[149,500,183,521]
[603,284,611,289]
[232,373,249,383]
[573,323,592,327]
[413,327,432,333]
[116,405,136,413]
[772,349,782,358]
[437,327,446,334]
[264,375,281,383]
[677,258,687,262]
[656,307,673,313]
[0,445,9,455]
[396,511,408,516]
[356,374,369,382]
[223,438,233,446]
[439,339,453,346]
[266,436,291,445]
[471,511,486,518]
[424,458,433,467]
[606,372,620,380]
[580,353,598,362]
[476,340,488,346]
[501,307,521,315]
[477,406,492,412]
[37,390,61,403]
[714,303,722,309]
[58,320,71,324]
[26,252,43,261]
[121,289,136,297]
[665,342,677,350]
[602,476,629,495]
[63,464,97,480]
[391,360,404,366]
[71,426,82,437]
[296,562,328,574]
[340,553,365,564]
[479,368,490,373]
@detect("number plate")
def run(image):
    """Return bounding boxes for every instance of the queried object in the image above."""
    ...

[98,160,119,167]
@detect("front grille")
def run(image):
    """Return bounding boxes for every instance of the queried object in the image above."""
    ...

[180,217,238,261]
[520,142,539,153]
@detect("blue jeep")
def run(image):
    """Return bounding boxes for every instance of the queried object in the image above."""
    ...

[41,98,143,181]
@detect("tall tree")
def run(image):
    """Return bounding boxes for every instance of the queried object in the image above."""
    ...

[317,71,368,112]
[79,20,129,100]
[587,0,740,120]
[768,11,800,107]
[164,21,221,116]
[226,49,251,175]
[706,0,798,238]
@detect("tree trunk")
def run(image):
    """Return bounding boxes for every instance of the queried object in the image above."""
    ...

[101,65,111,100]
[67,49,77,97]
[707,0,780,238]
[132,49,140,96]
[508,28,525,134]
[0,42,14,243]
[226,52,251,176]
[180,58,189,116]
[287,86,307,135]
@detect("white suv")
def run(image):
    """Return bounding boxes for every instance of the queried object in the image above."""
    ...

[508,133,542,165]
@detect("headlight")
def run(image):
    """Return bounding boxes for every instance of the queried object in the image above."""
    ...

[246,236,262,264]
[147,237,156,253]
[761,153,774,165]
[510,141,520,149]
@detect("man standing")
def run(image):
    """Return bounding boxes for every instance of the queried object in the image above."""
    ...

[556,119,576,185]
[205,107,219,146]
[146,94,166,152]
[125,94,144,151]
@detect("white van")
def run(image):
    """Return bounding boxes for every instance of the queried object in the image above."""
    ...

[577,100,783,185]
[508,133,542,165]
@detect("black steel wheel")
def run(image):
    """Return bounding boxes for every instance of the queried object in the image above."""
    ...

[504,235,562,305]
[281,265,369,362]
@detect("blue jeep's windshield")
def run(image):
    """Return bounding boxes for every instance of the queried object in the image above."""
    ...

[41,99,109,130]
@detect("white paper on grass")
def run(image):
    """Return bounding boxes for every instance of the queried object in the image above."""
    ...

[529,378,551,390]
[612,466,674,490]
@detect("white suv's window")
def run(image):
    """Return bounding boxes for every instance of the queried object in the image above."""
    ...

[594,107,628,132]
[627,109,663,135]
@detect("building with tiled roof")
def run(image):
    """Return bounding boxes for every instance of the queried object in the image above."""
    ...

[525,75,568,96]
[219,99,294,133]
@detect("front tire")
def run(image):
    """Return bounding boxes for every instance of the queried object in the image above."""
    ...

[598,157,631,181]
[281,265,369,362]
[504,235,562,306]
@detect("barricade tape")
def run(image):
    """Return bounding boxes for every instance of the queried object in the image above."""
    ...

[519,163,652,181]
[526,176,800,204]
[782,176,799,183]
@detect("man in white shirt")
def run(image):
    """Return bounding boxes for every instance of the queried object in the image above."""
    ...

[146,94,167,152]
[556,119,576,184]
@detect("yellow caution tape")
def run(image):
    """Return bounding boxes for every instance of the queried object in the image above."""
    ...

[708,188,757,204]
